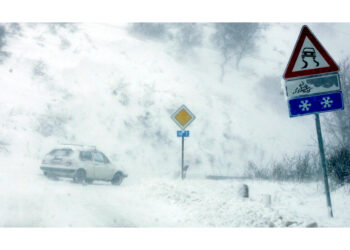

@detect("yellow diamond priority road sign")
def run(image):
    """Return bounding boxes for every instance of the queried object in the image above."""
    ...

[171,105,196,130]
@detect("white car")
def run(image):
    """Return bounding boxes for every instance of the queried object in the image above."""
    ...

[40,144,127,185]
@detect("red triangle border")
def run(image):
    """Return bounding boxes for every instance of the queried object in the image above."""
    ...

[283,25,339,79]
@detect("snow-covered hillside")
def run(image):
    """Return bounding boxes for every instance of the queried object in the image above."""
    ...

[1,23,348,227]
[0,23,317,177]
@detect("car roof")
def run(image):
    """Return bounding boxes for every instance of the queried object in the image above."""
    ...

[56,144,97,151]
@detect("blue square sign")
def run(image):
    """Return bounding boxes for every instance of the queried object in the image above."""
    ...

[177,130,189,137]
[288,91,344,117]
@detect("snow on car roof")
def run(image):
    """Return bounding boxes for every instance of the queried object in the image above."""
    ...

[57,144,97,151]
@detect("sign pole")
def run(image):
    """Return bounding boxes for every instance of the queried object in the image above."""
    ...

[171,105,195,180]
[181,134,184,180]
[315,113,333,217]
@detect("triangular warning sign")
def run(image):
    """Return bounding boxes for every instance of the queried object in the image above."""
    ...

[283,25,339,79]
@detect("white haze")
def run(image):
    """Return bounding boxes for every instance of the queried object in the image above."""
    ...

[0,23,350,227]
[2,23,342,177]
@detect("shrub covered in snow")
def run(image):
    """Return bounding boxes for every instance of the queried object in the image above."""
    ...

[327,146,350,184]
[245,152,322,182]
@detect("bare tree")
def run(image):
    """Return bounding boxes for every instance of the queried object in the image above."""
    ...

[128,23,170,41]
[0,26,5,49]
[174,23,203,51]
[0,25,10,63]
[211,23,262,82]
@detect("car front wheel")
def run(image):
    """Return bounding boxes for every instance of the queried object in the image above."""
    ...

[111,172,123,186]
[44,172,59,181]
[74,169,86,183]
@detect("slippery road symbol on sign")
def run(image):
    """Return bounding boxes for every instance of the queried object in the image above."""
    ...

[301,47,319,69]
[292,37,330,72]
[283,25,339,79]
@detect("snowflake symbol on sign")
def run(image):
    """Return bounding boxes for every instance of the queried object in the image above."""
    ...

[320,96,333,108]
[299,100,312,111]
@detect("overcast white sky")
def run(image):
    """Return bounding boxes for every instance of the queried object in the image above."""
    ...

[1,0,350,22]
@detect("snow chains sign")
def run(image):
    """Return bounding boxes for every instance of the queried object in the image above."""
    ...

[285,73,341,99]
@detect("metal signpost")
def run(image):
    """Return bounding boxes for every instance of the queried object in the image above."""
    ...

[283,25,343,217]
[171,105,196,179]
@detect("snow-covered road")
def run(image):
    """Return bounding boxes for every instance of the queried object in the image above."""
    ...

[1,159,349,227]
[0,166,186,227]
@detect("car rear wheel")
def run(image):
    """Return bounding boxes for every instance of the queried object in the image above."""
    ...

[85,178,93,184]
[111,172,123,186]
[44,171,59,180]
[74,169,86,183]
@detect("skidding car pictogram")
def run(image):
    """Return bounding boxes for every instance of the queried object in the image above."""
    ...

[301,47,319,69]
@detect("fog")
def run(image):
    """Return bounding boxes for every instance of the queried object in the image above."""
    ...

[0,23,350,227]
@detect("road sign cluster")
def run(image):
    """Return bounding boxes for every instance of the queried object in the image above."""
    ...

[283,25,343,117]
[283,25,342,217]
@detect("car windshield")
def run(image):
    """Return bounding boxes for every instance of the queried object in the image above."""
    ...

[103,154,110,164]
[80,151,93,161]
[93,152,105,163]
[49,148,73,157]
[303,48,315,53]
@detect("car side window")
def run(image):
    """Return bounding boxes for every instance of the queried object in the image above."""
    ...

[93,152,105,163]
[101,153,110,164]
[80,151,92,161]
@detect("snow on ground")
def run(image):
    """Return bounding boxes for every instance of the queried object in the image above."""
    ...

[1,157,349,227]
[0,158,185,227]
[0,23,349,227]
[140,177,350,227]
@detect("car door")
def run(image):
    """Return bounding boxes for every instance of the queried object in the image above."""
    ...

[92,151,110,180]
[79,151,95,178]
[100,152,116,179]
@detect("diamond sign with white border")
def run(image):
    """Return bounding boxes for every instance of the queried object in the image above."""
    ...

[171,105,196,130]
